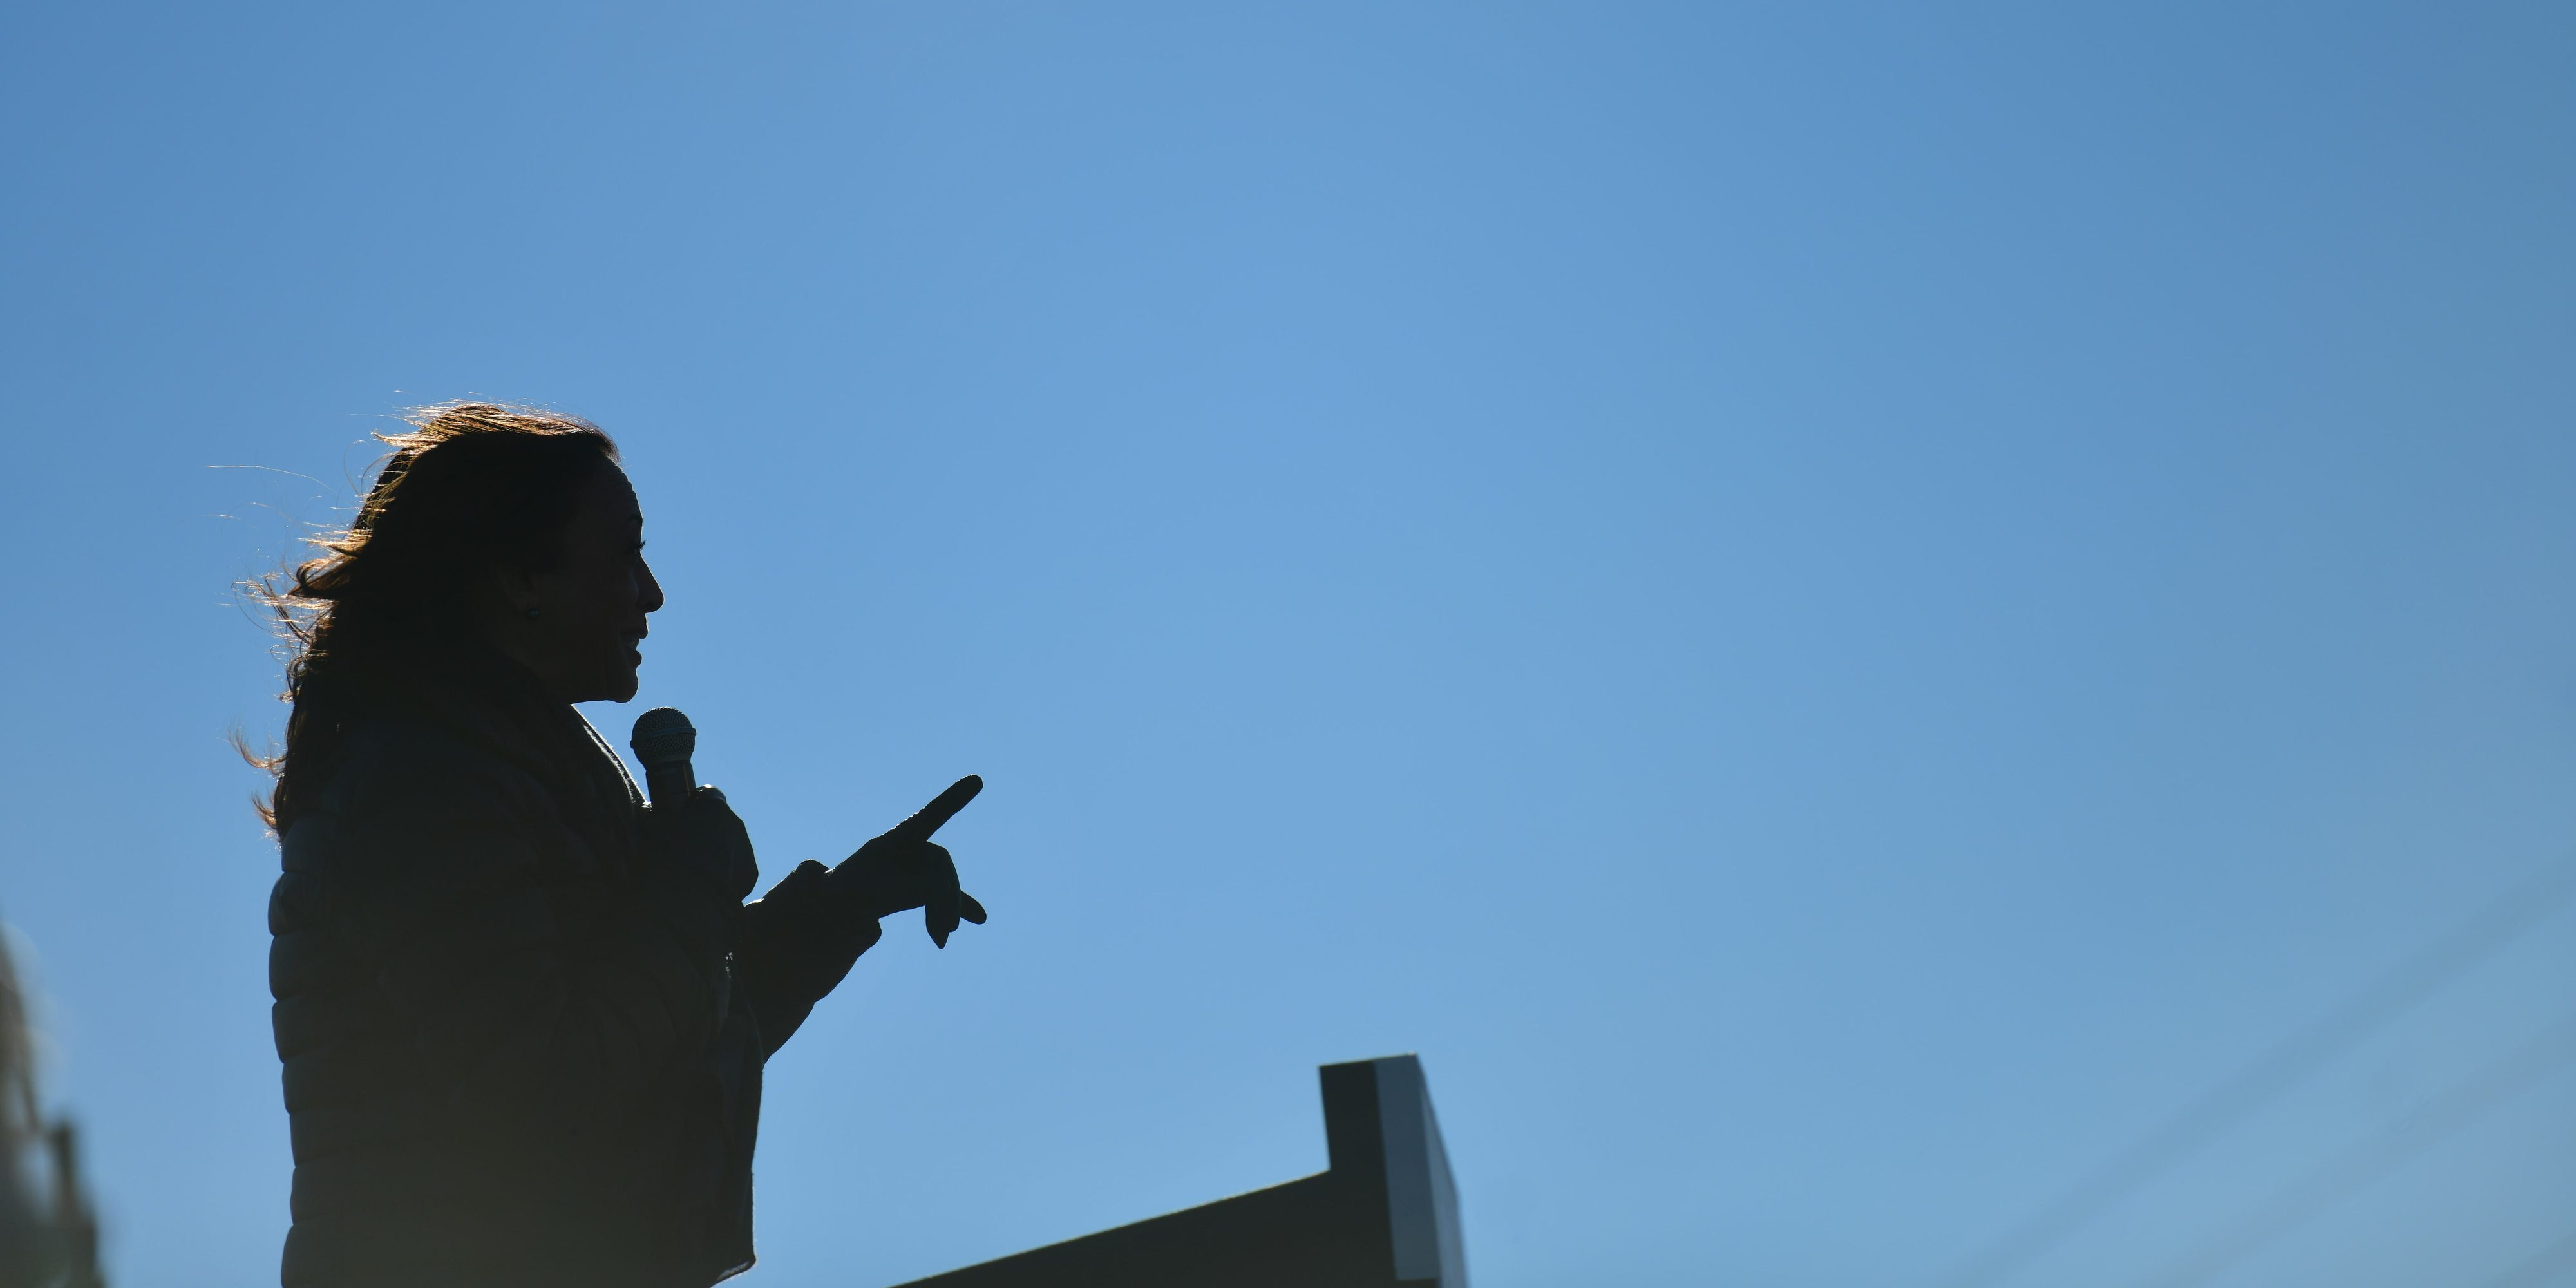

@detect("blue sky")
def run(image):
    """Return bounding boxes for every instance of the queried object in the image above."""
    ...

[3,3,2573,1285]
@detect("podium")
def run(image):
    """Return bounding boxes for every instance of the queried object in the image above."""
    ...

[892,1054,1468,1287]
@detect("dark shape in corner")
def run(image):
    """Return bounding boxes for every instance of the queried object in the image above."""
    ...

[0,920,105,1288]
[894,1054,1467,1288]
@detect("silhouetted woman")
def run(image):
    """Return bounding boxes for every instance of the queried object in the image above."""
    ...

[260,404,985,1287]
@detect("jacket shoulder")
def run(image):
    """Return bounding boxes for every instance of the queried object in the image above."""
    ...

[273,716,580,942]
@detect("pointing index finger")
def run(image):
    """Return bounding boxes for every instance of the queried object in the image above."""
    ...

[893,775,983,842]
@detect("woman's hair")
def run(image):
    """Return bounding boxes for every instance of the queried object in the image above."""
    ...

[250,402,621,829]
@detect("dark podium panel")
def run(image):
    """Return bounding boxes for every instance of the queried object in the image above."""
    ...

[891,1054,1467,1288]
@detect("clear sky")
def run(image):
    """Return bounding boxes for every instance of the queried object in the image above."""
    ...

[3,3,2573,1285]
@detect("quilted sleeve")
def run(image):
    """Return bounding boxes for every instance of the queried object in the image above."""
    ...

[277,727,724,1141]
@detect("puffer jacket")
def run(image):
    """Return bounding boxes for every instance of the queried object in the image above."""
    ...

[267,647,876,1287]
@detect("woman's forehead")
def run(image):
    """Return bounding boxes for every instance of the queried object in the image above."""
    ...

[585,463,641,519]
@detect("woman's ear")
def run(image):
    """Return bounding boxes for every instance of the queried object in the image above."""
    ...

[492,563,544,620]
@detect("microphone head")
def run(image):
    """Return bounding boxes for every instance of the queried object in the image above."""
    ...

[629,706,697,772]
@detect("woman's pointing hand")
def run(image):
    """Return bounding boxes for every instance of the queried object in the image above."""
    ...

[829,775,989,947]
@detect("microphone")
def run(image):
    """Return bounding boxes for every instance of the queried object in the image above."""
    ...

[629,706,697,808]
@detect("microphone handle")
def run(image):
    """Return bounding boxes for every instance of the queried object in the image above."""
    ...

[645,761,694,810]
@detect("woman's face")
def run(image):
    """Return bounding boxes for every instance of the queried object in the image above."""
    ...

[515,463,665,703]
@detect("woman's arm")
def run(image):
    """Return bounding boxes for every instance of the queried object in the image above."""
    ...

[278,729,724,1139]
[727,777,992,1057]
[733,860,882,1057]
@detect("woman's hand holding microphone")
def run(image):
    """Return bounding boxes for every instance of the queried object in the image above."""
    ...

[632,705,989,949]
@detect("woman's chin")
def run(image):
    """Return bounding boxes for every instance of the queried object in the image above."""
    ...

[590,658,644,705]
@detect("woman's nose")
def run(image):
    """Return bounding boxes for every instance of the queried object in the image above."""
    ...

[638,560,667,614]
